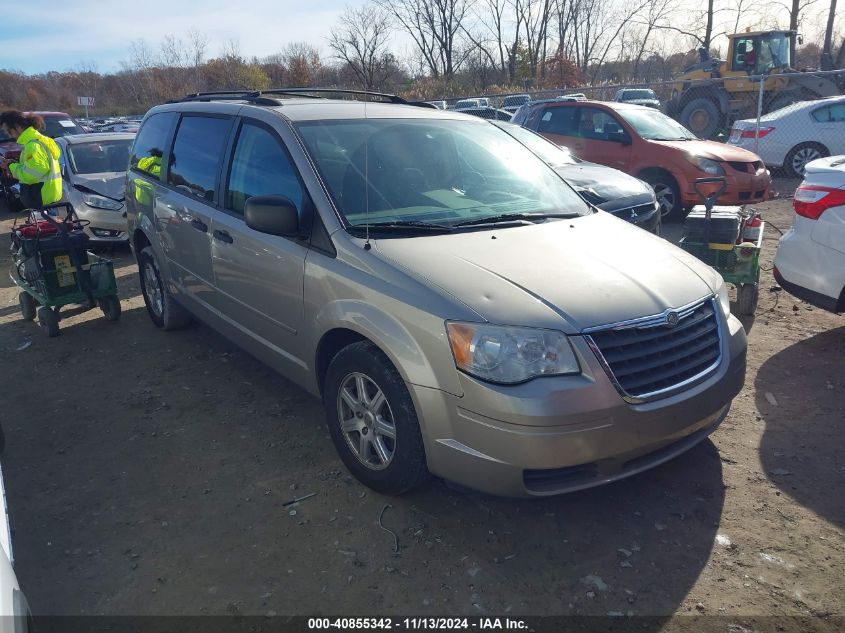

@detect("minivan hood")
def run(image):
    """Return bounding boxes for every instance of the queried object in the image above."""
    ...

[373,212,718,332]
[71,173,126,200]
[652,139,762,162]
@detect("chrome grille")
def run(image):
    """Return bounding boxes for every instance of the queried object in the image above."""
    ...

[585,298,721,402]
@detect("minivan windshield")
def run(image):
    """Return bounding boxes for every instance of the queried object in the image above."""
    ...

[296,119,590,228]
[618,107,697,140]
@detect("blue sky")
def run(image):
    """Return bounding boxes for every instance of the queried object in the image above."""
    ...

[0,0,353,75]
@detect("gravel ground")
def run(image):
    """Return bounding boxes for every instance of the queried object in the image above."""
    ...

[0,195,842,631]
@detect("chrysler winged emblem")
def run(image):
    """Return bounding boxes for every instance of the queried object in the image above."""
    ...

[666,311,680,328]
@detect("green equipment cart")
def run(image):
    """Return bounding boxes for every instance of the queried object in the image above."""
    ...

[10,202,121,337]
[679,178,764,316]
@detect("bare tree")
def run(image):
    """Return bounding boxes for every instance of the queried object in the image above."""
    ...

[377,0,475,77]
[784,0,819,62]
[629,0,674,79]
[517,0,554,79]
[186,28,208,91]
[820,0,838,69]
[329,5,393,89]
[651,0,723,53]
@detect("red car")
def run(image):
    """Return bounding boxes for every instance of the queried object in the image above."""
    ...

[512,99,771,218]
[1,111,84,210]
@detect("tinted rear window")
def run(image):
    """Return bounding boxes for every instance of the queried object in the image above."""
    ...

[130,112,177,181]
[43,117,82,137]
[538,107,578,135]
[167,115,231,201]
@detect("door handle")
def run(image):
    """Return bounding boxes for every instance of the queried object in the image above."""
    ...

[190,217,208,232]
[213,229,233,244]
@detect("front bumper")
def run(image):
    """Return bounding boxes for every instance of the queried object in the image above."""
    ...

[78,207,129,243]
[412,313,747,497]
[680,169,771,207]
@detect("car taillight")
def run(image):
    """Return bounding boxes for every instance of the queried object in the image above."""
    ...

[793,185,845,220]
[739,127,775,138]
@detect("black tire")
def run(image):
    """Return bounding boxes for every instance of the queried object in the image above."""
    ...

[784,142,828,179]
[737,283,759,316]
[98,295,122,321]
[19,291,36,321]
[37,306,59,338]
[324,341,429,494]
[643,172,683,220]
[680,97,721,139]
[138,246,191,330]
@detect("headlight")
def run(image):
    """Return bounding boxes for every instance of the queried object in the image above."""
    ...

[82,193,123,210]
[446,322,580,384]
[717,278,730,317]
[690,157,725,176]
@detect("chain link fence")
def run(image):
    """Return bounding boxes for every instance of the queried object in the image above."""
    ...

[443,69,845,178]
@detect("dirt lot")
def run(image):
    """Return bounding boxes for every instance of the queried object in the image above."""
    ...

[0,195,842,629]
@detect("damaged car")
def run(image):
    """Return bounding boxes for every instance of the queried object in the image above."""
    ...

[55,133,135,243]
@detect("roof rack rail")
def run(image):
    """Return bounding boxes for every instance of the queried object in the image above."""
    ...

[259,88,408,104]
[170,88,410,105]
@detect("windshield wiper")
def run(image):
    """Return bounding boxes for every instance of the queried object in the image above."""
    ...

[454,212,580,227]
[348,220,455,232]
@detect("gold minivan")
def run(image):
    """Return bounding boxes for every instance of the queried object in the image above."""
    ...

[126,90,747,497]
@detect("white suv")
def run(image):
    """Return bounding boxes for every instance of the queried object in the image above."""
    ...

[774,156,845,313]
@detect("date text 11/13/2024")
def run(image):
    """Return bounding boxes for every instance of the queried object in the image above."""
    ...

[308,618,530,630]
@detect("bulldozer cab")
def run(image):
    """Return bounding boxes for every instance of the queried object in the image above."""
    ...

[728,31,793,76]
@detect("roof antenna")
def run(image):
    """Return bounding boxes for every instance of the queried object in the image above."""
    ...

[364,97,371,251]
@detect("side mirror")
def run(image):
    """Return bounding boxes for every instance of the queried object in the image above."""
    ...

[244,195,299,237]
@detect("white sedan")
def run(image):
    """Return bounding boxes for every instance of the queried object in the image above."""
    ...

[773,156,845,313]
[728,96,845,178]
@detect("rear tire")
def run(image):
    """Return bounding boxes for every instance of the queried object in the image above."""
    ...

[37,306,59,338]
[138,246,191,330]
[737,283,759,316]
[680,97,721,139]
[784,142,828,179]
[324,341,429,495]
[19,292,36,321]
[98,295,122,321]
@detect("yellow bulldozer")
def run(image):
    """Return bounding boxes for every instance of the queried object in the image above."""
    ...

[666,30,844,138]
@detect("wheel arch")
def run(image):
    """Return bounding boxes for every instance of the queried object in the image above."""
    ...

[312,303,463,400]
[637,166,680,189]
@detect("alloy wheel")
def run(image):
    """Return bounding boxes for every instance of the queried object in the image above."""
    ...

[143,262,163,318]
[337,372,397,470]
[652,183,676,217]
[791,147,822,176]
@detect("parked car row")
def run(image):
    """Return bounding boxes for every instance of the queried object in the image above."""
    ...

[512,98,771,218]
[8,87,839,505]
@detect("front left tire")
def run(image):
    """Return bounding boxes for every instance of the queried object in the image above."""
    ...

[324,341,429,494]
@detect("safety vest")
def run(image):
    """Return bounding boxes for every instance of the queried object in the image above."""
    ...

[9,126,62,205]
[137,155,161,178]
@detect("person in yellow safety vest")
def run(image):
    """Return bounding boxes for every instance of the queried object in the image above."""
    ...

[133,148,162,208]
[0,110,62,210]
[137,148,162,178]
